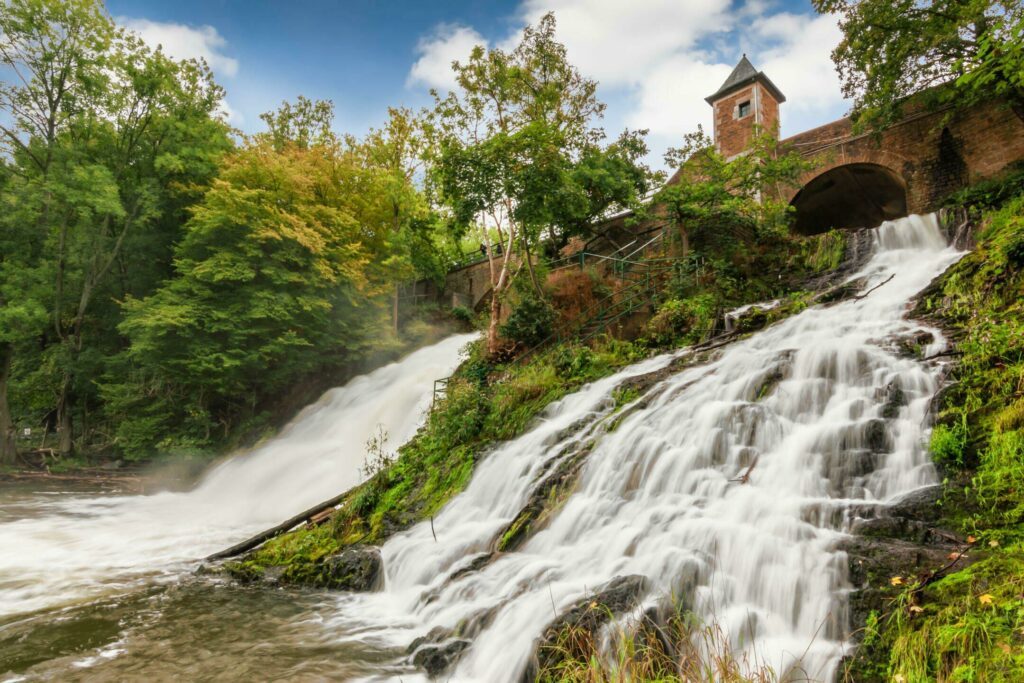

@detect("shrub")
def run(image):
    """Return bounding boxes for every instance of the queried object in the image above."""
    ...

[501,292,556,347]
[450,305,474,325]
[643,293,719,347]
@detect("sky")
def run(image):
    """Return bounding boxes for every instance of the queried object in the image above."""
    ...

[106,0,851,168]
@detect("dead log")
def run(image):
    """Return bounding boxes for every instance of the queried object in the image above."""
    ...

[205,490,350,562]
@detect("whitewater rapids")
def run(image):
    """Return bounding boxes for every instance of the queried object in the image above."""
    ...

[0,333,476,619]
[327,214,963,682]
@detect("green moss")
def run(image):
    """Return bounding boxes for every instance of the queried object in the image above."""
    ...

[848,189,1024,681]
[803,229,847,272]
[226,523,341,585]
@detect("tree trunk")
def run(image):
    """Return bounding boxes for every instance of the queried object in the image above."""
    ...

[487,289,502,356]
[0,343,16,466]
[392,286,400,336]
[57,375,73,457]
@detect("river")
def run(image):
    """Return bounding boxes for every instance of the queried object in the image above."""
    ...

[0,214,963,681]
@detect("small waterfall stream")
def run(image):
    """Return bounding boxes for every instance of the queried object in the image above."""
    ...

[0,333,476,619]
[329,214,964,681]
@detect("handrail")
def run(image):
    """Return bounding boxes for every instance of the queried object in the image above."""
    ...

[622,231,666,262]
[606,237,639,259]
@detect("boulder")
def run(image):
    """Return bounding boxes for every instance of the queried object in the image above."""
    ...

[322,545,382,591]
[525,575,648,680]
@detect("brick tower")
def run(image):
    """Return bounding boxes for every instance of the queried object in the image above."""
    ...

[705,55,786,159]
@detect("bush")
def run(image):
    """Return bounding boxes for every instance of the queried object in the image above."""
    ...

[930,418,969,468]
[501,292,556,347]
[945,162,1024,210]
[450,305,474,325]
[643,293,719,347]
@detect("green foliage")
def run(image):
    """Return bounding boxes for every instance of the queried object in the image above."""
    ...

[426,12,655,353]
[931,418,969,468]
[450,305,474,325]
[0,3,451,462]
[946,162,1024,211]
[802,229,847,272]
[643,294,719,347]
[0,0,233,458]
[501,290,556,347]
[656,126,812,244]
[857,182,1024,681]
[814,0,1024,130]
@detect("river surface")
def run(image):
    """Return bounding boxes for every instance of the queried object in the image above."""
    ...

[0,334,476,681]
[0,215,964,682]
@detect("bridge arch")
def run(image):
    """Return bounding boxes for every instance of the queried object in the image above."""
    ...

[788,161,909,236]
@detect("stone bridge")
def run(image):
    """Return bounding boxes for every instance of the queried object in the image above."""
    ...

[781,98,1024,234]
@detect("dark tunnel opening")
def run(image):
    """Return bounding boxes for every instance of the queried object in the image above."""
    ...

[789,163,908,235]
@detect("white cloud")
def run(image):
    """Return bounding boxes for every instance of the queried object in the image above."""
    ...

[405,2,849,166]
[625,56,731,158]
[216,99,244,126]
[752,13,845,117]
[407,24,487,91]
[121,18,239,78]
[516,0,732,86]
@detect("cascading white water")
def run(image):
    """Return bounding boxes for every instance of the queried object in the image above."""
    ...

[0,332,476,619]
[329,214,964,682]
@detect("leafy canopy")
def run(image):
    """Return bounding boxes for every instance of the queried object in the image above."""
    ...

[814,0,1024,128]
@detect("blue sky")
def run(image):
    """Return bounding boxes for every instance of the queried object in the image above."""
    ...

[107,0,850,168]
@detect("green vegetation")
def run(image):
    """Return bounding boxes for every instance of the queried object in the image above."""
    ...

[844,172,1024,682]
[815,0,1024,129]
[0,0,458,465]
[426,13,656,355]
[538,603,778,683]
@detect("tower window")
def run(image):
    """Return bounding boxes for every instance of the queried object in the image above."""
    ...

[737,101,752,118]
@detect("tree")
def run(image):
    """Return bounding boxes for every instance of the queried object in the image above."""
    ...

[656,126,812,255]
[0,0,231,457]
[814,0,1024,128]
[111,99,442,456]
[428,13,653,355]
[357,108,449,333]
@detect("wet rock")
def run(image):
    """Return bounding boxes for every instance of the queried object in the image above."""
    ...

[407,625,454,654]
[842,485,967,635]
[892,331,936,359]
[322,545,382,591]
[495,446,591,553]
[411,638,470,677]
[816,278,867,305]
[525,575,648,681]
[261,565,287,586]
[880,381,907,419]
[863,419,891,453]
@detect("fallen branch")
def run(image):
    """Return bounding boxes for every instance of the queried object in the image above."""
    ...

[729,454,759,484]
[852,274,895,301]
[205,490,350,562]
[921,349,963,362]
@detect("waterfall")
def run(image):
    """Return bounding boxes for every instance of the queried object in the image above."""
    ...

[0,333,476,619]
[328,214,964,682]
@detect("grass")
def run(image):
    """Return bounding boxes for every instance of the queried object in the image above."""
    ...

[539,605,780,683]
[844,181,1024,682]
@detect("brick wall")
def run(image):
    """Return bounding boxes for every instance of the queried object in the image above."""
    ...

[713,83,781,159]
[780,98,1024,212]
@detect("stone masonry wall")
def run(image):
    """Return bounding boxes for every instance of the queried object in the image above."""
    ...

[781,98,1024,212]
[713,83,780,159]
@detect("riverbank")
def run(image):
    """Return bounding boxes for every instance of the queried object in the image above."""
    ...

[841,172,1024,681]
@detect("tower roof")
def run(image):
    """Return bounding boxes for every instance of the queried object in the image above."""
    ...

[705,55,786,104]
